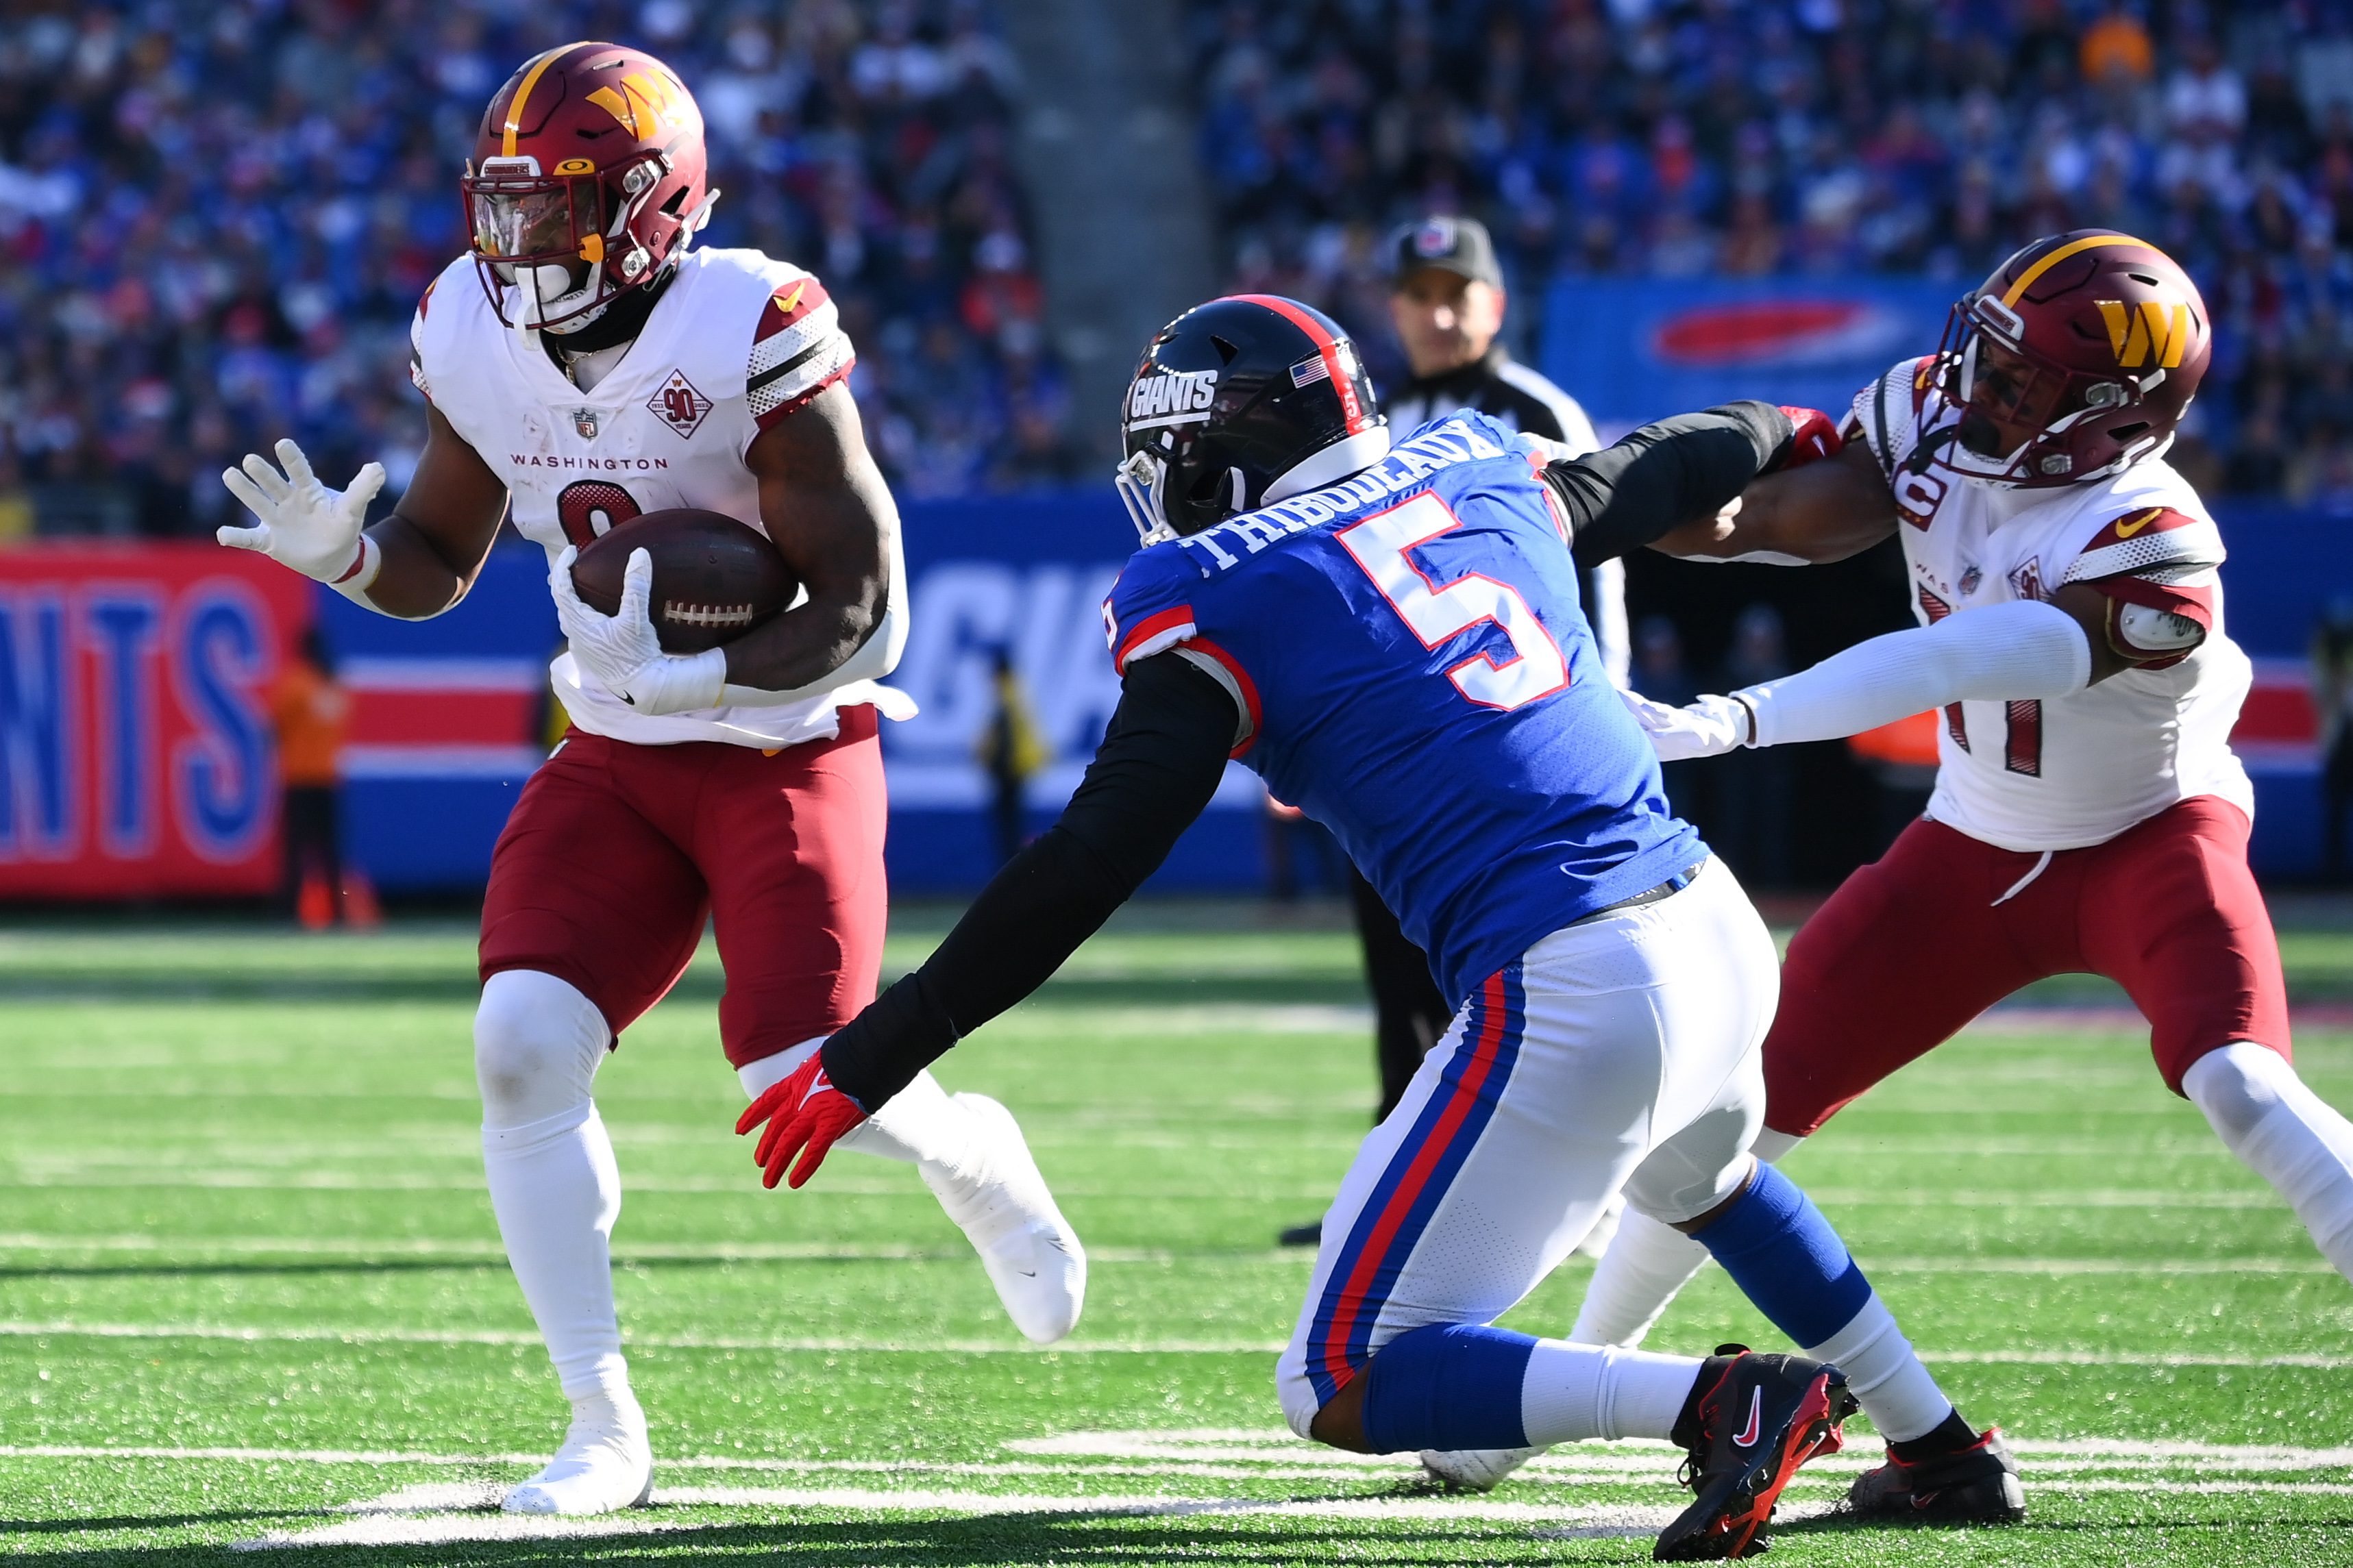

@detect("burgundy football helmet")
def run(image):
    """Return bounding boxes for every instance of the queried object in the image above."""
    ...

[1115,295,1388,545]
[462,42,717,331]
[1933,229,2210,487]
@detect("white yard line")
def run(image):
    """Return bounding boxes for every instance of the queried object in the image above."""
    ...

[6,1320,2350,1366]
[17,1432,2353,1476]
[231,1488,1808,1550]
[0,1236,1189,1265]
[0,1322,1281,1353]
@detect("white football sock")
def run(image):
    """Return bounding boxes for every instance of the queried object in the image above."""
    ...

[2186,1043,2353,1277]
[1520,1341,1701,1445]
[1571,1130,1807,1347]
[476,969,627,1402]
[740,1040,978,1171]
[1801,1291,1950,1443]
[1570,1210,1710,1347]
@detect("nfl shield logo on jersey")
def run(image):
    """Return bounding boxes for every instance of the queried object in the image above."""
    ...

[648,370,713,440]
[569,407,601,441]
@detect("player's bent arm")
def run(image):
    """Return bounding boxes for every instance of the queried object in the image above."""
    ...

[820,654,1240,1111]
[360,407,515,618]
[724,383,902,695]
[1543,401,1795,567]
[1650,439,1897,564]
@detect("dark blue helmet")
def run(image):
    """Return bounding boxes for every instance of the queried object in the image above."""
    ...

[1114,295,1389,545]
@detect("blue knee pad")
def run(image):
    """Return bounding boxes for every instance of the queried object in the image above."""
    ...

[1357,1323,1533,1454]
[1690,1162,1871,1348]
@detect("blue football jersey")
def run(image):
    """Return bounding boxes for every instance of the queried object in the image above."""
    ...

[1104,412,1706,1007]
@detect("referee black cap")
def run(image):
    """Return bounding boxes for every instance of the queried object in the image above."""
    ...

[1385,216,1503,290]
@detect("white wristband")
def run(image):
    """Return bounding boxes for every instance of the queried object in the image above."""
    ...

[325,535,383,608]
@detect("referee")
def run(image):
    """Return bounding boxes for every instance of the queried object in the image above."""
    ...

[1279,216,1624,1254]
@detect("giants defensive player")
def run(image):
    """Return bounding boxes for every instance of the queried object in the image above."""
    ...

[217,44,1083,1516]
[737,295,2010,1560]
[1431,229,2353,1517]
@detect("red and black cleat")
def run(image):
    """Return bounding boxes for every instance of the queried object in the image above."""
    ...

[1847,1426,2028,1525]
[1654,1345,1859,1562]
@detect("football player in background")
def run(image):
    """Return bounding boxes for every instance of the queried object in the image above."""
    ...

[1488,229,2353,1520]
[216,44,1083,1517]
[740,295,2012,1559]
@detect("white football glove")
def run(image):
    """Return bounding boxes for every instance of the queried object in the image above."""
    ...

[551,545,728,716]
[219,439,386,597]
[1618,688,1754,762]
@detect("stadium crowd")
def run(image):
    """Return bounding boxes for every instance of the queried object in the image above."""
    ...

[0,0,1068,541]
[1185,0,2353,505]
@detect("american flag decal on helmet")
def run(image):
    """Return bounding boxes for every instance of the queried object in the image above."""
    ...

[1290,356,1331,388]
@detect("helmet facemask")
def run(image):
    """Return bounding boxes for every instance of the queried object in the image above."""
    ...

[465,150,707,333]
[1932,285,2176,488]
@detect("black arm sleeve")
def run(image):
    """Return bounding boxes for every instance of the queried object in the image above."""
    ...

[820,651,1238,1110]
[1546,401,1795,569]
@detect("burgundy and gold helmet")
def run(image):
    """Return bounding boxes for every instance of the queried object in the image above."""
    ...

[462,42,716,331]
[1934,229,2210,487]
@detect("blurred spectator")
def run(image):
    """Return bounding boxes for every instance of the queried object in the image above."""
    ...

[0,0,1066,539]
[1710,602,1796,888]
[1180,0,2353,486]
[2315,597,2353,882]
[975,645,1045,866]
[271,626,375,930]
[1848,710,1943,858]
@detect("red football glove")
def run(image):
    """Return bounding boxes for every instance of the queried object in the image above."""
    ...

[736,1054,870,1190]
[1777,406,1845,469]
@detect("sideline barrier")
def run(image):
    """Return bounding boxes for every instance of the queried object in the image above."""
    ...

[0,488,2337,899]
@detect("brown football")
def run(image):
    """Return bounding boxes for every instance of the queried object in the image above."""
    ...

[570,509,799,654]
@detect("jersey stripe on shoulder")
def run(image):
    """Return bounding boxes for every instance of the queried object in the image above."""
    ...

[2060,506,2225,584]
[748,274,854,427]
[408,278,440,402]
[1113,604,1198,673]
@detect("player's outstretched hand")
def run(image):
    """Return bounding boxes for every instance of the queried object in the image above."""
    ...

[737,1051,871,1189]
[1618,689,1753,761]
[550,545,728,715]
[1775,406,1845,469]
[218,439,384,584]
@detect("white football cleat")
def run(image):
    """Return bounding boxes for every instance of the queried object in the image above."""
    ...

[502,1390,654,1515]
[923,1093,1086,1344]
[1420,1445,1544,1491]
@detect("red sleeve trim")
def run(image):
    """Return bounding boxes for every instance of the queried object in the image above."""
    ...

[750,355,854,430]
[417,277,437,318]
[1183,636,1263,758]
[755,275,830,341]
[2080,506,2200,554]
[1113,605,1196,673]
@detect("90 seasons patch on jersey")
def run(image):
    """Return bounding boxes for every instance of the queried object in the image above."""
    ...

[648,369,713,440]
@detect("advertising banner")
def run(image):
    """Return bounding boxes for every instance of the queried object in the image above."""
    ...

[0,544,313,897]
[1538,275,1958,431]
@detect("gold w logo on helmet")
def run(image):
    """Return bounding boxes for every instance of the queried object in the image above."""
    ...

[2094,299,2191,369]
[587,71,686,137]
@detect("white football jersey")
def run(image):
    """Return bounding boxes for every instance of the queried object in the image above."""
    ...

[1849,356,2252,852]
[410,247,911,749]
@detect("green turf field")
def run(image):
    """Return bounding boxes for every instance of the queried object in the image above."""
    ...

[5,906,2353,1565]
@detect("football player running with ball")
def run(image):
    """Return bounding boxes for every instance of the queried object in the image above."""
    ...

[739,295,2010,1560]
[1489,228,2353,1521]
[214,44,1082,1516]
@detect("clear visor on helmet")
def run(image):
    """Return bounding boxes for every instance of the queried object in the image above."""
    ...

[469,179,595,265]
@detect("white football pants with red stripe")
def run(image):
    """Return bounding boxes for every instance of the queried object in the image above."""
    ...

[1276,856,1779,1437]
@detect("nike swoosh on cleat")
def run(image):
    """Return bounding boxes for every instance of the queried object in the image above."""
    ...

[1912,1491,1941,1509]
[1733,1386,1763,1448]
